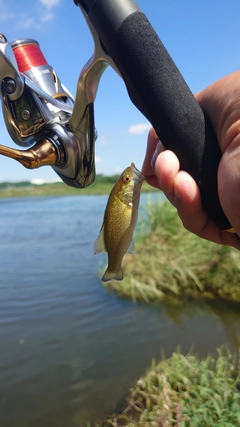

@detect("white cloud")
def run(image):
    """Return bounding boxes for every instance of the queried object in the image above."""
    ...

[128,123,151,135]
[19,16,35,29]
[0,11,13,22]
[0,0,62,30]
[0,1,14,22]
[99,136,111,146]
[31,177,61,184]
[38,0,61,24]
[95,156,101,163]
[40,12,54,22]
[39,0,61,8]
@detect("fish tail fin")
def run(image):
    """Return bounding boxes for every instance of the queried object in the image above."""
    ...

[101,268,123,282]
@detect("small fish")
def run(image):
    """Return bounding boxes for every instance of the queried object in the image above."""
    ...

[94,163,144,282]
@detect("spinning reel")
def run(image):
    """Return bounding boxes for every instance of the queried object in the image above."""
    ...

[0,12,116,189]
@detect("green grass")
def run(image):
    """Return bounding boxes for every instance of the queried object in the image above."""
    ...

[94,199,240,427]
[102,200,240,304]
[97,346,240,427]
[0,178,155,198]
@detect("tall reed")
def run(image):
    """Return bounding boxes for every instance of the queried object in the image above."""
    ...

[103,200,240,303]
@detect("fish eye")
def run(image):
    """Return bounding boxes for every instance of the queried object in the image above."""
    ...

[123,174,130,183]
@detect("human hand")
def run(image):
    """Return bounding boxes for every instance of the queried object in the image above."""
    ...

[142,71,240,249]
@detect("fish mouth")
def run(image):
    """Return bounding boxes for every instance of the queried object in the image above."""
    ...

[133,166,145,184]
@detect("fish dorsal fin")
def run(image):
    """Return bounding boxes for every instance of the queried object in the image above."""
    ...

[127,240,136,255]
[94,224,106,254]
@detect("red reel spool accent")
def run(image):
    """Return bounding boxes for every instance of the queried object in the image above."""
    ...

[12,42,48,73]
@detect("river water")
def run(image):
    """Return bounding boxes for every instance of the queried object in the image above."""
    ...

[0,194,240,427]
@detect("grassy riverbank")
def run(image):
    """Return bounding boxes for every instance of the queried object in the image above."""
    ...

[98,346,240,427]
[102,199,240,304]
[0,177,155,198]
[96,200,240,426]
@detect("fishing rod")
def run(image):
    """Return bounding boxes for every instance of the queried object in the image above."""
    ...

[0,0,232,231]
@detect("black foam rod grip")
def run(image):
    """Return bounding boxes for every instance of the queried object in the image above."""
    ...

[77,0,231,230]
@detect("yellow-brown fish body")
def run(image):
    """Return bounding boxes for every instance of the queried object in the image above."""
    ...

[94,163,144,281]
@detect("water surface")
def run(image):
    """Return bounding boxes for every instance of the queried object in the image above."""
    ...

[0,194,239,427]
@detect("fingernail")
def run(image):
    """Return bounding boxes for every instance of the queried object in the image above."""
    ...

[151,141,162,171]
[151,151,157,170]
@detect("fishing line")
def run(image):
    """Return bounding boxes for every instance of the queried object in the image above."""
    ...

[12,41,48,73]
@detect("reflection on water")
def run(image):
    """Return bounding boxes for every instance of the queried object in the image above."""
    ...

[0,194,240,427]
[162,298,240,350]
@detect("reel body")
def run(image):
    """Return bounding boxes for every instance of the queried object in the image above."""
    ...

[0,34,98,188]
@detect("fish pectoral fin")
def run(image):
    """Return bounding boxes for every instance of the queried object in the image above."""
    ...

[127,240,136,255]
[94,224,106,254]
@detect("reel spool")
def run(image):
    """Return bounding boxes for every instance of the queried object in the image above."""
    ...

[11,39,69,100]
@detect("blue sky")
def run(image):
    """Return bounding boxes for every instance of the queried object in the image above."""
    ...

[0,0,239,182]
